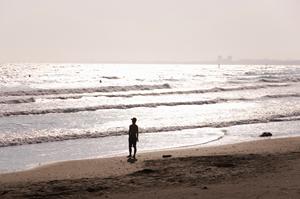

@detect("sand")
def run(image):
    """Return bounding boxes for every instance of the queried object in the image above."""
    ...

[0,137,300,198]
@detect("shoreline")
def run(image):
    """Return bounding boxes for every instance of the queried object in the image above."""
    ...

[0,132,297,174]
[1,119,298,174]
[0,132,276,174]
[1,136,299,183]
[1,136,300,198]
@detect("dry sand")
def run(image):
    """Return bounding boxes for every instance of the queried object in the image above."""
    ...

[0,137,300,199]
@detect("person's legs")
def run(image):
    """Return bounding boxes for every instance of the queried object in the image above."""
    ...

[128,141,132,157]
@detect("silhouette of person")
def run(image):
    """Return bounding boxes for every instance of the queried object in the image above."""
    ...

[127,117,139,159]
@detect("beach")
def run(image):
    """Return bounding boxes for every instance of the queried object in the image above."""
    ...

[1,136,299,198]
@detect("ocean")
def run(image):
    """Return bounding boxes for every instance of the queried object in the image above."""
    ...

[0,64,299,172]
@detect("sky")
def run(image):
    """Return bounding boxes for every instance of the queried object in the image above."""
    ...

[0,0,299,63]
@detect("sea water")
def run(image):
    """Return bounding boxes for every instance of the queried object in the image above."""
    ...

[0,64,299,172]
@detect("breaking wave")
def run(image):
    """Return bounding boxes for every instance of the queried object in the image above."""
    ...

[0,97,35,104]
[0,86,296,105]
[0,99,229,117]
[1,111,300,147]
[263,93,300,99]
[0,83,171,97]
[1,93,299,117]
[48,84,289,100]
[259,77,300,83]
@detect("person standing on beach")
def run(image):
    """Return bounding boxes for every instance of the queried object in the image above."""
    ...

[128,117,139,159]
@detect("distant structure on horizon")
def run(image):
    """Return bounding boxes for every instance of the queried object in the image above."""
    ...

[215,56,300,65]
[234,59,300,65]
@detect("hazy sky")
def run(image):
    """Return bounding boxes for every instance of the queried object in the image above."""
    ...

[0,0,299,63]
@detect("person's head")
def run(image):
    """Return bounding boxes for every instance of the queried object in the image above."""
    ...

[131,117,137,124]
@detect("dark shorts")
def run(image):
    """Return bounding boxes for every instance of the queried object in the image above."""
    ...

[129,137,137,147]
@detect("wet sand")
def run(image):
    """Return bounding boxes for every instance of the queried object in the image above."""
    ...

[0,137,300,199]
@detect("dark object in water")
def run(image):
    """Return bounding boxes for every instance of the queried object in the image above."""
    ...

[162,155,172,158]
[260,132,272,137]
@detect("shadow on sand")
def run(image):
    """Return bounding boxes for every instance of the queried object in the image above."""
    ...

[127,157,137,163]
